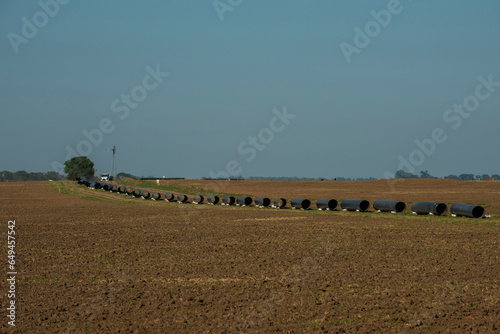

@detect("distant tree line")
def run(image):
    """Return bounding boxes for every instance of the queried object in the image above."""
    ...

[247,176,377,181]
[394,170,500,181]
[0,170,65,182]
[247,176,323,181]
[116,172,138,179]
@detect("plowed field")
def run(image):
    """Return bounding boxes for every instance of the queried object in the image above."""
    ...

[1,180,499,333]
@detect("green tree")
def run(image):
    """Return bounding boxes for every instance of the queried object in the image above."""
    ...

[420,170,434,178]
[395,170,419,179]
[116,172,137,179]
[64,156,95,180]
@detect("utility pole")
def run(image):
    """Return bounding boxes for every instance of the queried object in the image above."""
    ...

[105,145,116,178]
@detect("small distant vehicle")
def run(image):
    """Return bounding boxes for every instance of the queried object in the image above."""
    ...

[100,173,113,181]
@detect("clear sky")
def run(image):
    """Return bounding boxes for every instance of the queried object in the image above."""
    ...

[1,1,499,179]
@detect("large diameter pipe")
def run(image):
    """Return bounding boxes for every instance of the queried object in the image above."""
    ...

[133,188,143,197]
[141,190,151,199]
[165,192,175,201]
[237,196,252,206]
[341,200,370,212]
[152,192,162,200]
[373,200,406,213]
[193,195,205,204]
[109,184,118,192]
[411,202,447,215]
[273,198,287,208]
[126,186,134,195]
[207,195,220,205]
[118,185,127,193]
[222,196,236,205]
[177,194,188,203]
[291,198,311,210]
[255,197,271,207]
[88,181,100,189]
[450,203,484,218]
[316,199,338,211]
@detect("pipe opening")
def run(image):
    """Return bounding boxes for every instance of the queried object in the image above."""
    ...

[194,195,205,204]
[223,196,236,205]
[472,206,485,218]
[435,203,447,215]
[255,197,271,207]
[208,195,220,204]
[394,201,406,212]
[317,199,338,210]
[291,198,311,209]
[274,198,287,208]
[177,194,188,203]
[359,200,370,211]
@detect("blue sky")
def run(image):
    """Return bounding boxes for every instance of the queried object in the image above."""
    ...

[1,1,499,178]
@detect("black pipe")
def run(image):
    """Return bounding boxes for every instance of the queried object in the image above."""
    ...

[207,195,220,205]
[237,196,252,206]
[316,199,338,211]
[177,194,188,203]
[152,192,162,200]
[273,198,287,208]
[291,198,311,210]
[133,188,142,197]
[255,197,271,207]
[450,203,484,218]
[373,200,406,213]
[141,190,151,199]
[88,181,100,189]
[411,202,447,215]
[106,184,118,192]
[341,200,370,212]
[118,185,127,193]
[165,192,175,201]
[222,196,236,205]
[102,183,112,191]
[193,195,205,204]
[126,186,134,195]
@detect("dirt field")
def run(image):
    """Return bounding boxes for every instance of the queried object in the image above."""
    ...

[1,180,499,333]
[155,178,500,215]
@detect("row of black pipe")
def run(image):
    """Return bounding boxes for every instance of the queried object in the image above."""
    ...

[76,178,485,219]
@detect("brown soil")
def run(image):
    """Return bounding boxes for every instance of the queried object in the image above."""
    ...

[0,180,499,333]
[158,178,500,214]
